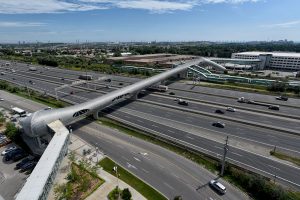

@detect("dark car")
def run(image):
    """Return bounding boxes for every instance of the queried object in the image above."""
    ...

[70,91,74,95]
[178,99,188,106]
[20,161,37,172]
[119,83,123,86]
[16,157,35,169]
[169,92,175,95]
[276,96,288,101]
[12,152,28,162]
[268,105,280,110]
[215,109,224,114]
[212,122,225,128]
[4,149,24,161]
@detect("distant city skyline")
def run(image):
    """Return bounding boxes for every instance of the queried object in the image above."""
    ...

[0,0,300,43]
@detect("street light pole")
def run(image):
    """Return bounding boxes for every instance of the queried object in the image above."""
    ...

[221,136,229,176]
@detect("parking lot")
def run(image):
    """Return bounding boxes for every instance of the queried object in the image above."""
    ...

[0,144,29,200]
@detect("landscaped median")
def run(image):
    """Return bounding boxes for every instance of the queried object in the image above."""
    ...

[98,157,167,200]
[270,149,300,167]
[54,161,105,200]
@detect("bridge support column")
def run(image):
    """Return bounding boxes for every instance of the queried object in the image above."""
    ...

[131,92,139,100]
[93,111,100,120]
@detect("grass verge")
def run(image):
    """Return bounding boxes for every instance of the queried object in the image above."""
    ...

[195,82,299,98]
[99,117,300,200]
[98,157,166,200]
[270,150,300,167]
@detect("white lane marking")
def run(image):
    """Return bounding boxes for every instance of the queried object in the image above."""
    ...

[133,157,141,162]
[268,164,280,171]
[231,152,242,157]
[214,146,223,150]
[163,182,175,190]
[152,124,158,128]
[186,135,194,140]
[141,168,149,174]
[167,130,175,133]
[126,162,137,169]
[124,115,131,119]
[137,119,143,123]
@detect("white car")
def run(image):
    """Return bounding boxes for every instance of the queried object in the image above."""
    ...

[0,98,4,101]
[226,107,236,112]
[1,146,18,156]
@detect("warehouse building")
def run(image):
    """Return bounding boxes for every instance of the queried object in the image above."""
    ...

[232,52,300,71]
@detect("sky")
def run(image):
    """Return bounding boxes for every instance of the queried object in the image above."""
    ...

[0,0,300,43]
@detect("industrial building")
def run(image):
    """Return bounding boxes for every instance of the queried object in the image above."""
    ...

[232,51,300,71]
[107,53,199,68]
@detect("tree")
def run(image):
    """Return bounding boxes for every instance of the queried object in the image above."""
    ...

[4,122,19,139]
[121,188,132,200]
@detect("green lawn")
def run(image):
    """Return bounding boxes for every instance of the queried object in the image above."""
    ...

[98,157,167,200]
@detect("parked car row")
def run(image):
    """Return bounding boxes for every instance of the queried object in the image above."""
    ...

[1,145,38,173]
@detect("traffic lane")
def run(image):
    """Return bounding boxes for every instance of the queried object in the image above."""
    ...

[169,82,300,108]
[141,94,300,131]
[73,120,247,200]
[103,109,300,187]
[10,69,116,93]
[166,87,300,117]
[121,101,300,153]
[73,127,206,199]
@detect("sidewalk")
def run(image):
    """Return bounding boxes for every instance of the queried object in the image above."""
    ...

[48,134,146,200]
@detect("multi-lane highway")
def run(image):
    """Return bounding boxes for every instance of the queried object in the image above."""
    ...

[0,90,249,200]
[1,60,300,189]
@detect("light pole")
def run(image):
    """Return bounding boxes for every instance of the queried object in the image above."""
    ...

[114,165,120,199]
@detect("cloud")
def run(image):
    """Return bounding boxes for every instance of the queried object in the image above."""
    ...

[0,0,261,14]
[203,0,260,3]
[261,20,300,28]
[0,0,107,14]
[0,21,46,27]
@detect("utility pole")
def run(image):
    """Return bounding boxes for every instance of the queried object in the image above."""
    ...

[221,136,229,176]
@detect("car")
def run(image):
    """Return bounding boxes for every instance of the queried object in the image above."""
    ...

[276,96,288,101]
[4,149,24,161]
[226,107,236,112]
[209,180,226,194]
[268,105,280,110]
[12,151,28,162]
[29,80,33,84]
[61,78,65,81]
[16,157,35,169]
[215,109,225,114]
[169,92,175,95]
[1,72,5,75]
[1,146,18,156]
[0,98,4,101]
[70,91,74,95]
[44,107,52,110]
[178,99,188,106]
[20,161,37,172]
[119,83,123,86]
[212,122,225,128]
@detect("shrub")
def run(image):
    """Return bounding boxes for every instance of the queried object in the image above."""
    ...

[121,188,132,200]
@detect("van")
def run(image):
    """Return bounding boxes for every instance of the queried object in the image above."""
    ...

[209,180,226,194]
